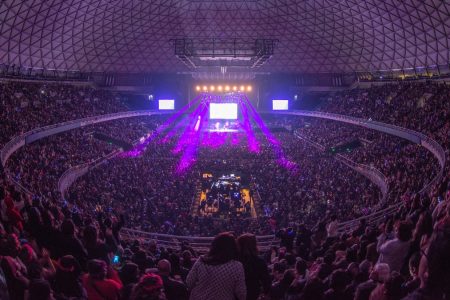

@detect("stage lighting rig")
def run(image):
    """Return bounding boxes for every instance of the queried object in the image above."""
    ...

[173,38,277,69]
[194,84,252,93]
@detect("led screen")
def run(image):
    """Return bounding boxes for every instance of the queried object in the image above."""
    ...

[272,100,289,110]
[209,103,238,119]
[158,99,175,110]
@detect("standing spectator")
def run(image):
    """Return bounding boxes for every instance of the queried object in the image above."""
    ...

[377,222,412,272]
[237,233,271,300]
[186,232,246,300]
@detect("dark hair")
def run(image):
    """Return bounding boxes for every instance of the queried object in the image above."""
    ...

[281,269,296,287]
[61,219,75,236]
[28,279,51,300]
[120,263,139,285]
[130,273,163,300]
[295,258,307,276]
[413,212,433,241]
[83,225,98,247]
[330,269,349,292]
[396,221,412,242]
[384,271,405,299]
[300,277,324,300]
[273,261,288,274]
[202,232,238,265]
[87,259,107,280]
[237,233,258,258]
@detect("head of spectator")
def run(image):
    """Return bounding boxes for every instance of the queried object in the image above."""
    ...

[202,232,238,266]
[130,273,164,300]
[237,233,258,259]
[120,262,139,286]
[87,259,107,281]
[61,219,76,237]
[295,258,308,279]
[370,263,390,283]
[273,261,288,282]
[396,221,413,242]
[157,259,171,277]
[53,255,84,298]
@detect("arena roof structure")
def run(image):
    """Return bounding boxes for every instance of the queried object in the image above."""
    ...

[0,0,449,74]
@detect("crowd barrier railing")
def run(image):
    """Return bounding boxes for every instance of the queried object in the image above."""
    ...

[119,228,279,253]
[58,150,123,198]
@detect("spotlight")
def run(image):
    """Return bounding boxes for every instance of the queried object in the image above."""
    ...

[247,86,252,92]
[218,85,223,91]
[233,86,237,91]
[203,86,208,91]
[210,85,215,91]
[195,86,200,91]
[225,86,230,91]
[240,85,245,91]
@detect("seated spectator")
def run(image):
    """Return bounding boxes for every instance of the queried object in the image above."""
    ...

[355,263,390,300]
[52,255,86,299]
[82,259,122,300]
[130,273,166,300]
[323,269,352,300]
[119,262,139,300]
[402,253,421,295]
[157,259,188,300]
[270,269,295,300]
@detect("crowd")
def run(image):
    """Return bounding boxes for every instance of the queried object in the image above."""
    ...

[65,127,381,236]
[293,117,440,204]
[6,116,159,204]
[0,175,449,299]
[0,80,449,299]
[0,81,128,148]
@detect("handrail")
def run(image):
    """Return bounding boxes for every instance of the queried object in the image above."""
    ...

[119,228,279,253]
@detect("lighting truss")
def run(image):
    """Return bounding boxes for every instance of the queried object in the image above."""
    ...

[173,38,277,69]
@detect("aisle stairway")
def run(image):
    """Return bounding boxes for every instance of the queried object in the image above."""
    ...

[190,181,202,216]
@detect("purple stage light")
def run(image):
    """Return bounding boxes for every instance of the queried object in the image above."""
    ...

[121,95,204,158]
[238,94,260,153]
[241,94,298,173]
[174,95,210,175]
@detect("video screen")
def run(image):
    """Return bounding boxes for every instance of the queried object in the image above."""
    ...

[158,99,175,110]
[209,103,238,119]
[272,100,289,110]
